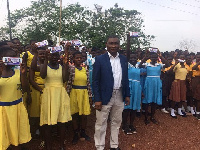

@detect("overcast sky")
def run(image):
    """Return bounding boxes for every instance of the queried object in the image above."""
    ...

[0,0,200,52]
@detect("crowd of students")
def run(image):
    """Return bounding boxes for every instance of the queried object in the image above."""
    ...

[0,38,200,150]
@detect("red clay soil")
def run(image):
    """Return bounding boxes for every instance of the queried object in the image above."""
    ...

[26,108,200,150]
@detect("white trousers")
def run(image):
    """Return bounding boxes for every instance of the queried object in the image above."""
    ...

[94,89,124,150]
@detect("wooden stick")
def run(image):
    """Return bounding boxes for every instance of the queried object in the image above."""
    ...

[59,0,62,45]
[126,33,131,61]
[7,0,12,40]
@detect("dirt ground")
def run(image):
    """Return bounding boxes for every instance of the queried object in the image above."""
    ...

[27,108,200,150]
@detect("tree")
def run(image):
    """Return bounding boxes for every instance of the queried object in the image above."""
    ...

[0,27,10,40]
[9,0,61,43]
[179,39,197,53]
[6,0,154,49]
[87,3,155,49]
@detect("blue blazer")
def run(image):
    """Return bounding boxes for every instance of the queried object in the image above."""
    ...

[92,52,130,105]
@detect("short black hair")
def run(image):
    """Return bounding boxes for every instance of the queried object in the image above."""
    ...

[91,47,97,52]
[167,55,173,59]
[30,40,37,45]
[47,40,54,46]
[106,35,119,42]
[196,52,200,56]
[37,46,46,51]
[185,54,191,58]
[130,51,136,54]
[11,38,20,42]
[0,46,16,56]
[150,52,158,57]
[73,51,82,58]
[0,41,8,47]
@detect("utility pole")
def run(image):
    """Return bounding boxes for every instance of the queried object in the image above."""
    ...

[7,0,12,40]
[59,0,62,44]
[126,33,130,61]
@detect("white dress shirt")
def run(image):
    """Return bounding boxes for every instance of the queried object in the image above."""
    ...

[108,52,122,89]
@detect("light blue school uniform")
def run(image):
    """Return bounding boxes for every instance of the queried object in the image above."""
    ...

[124,63,142,110]
[142,63,163,105]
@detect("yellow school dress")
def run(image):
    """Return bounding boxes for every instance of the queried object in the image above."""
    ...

[27,51,34,68]
[29,71,44,118]
[40,65,72,126]
[70,67,91,115]
[0,70,31,150]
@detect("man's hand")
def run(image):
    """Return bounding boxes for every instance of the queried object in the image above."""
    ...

[125,97,130,106]
[95,101,102,111]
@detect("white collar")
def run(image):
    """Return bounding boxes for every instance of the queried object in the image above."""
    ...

[146,62,160,67]
[128,62,138,68]
[108,52,119,58]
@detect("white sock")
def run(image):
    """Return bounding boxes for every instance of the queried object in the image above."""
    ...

[137,110,140,112]
[190,107,195,115]
[187,106,191,111]
[181,106,185,111]
[171,109,176,116]
[196,111,200,115]
[178,108,183,115]
[36,129,40,135]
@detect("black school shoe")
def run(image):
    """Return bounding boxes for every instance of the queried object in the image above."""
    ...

[144,119,150,125]
[178,112,187,117]
[110,147,121,150]
[181,111,187,116]
[122,125,132,135]
[136,112,141,117]
[196,114,200,120]
[129,125,137,133]
[72,130,79,145]
[170,114,177,119]
[150,118,159,125]
[80,129,90,141]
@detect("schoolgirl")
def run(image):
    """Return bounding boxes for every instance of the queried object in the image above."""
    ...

[122,53,141,134]
[192,53,200,119]
[139,51,169,124]
[29,46,46,138]
[67,51,92,144]
[40,49,71,150]
[169,54,188,118]
[0,46,31,150]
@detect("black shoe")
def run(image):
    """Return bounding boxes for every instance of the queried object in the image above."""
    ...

[178,113,187,117]
[72,130,79,145]
[144,119,150,125]
[170,115,177,119]
[136,112,141,117]
[59,147,65,150]
[21,146,29,150]
[129,125,137,133]
[150,118,159,124]
[124,128,133,135]
[181,111,187,116]
[110,147,121,150]
[148,112,151,116]
[80,129,90,141]
[196,114,200,120]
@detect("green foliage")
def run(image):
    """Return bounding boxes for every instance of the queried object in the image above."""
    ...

[6,0,154,49]
[0,27,10,40]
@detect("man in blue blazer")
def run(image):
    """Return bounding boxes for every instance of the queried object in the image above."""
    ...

[93,35,130,150]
